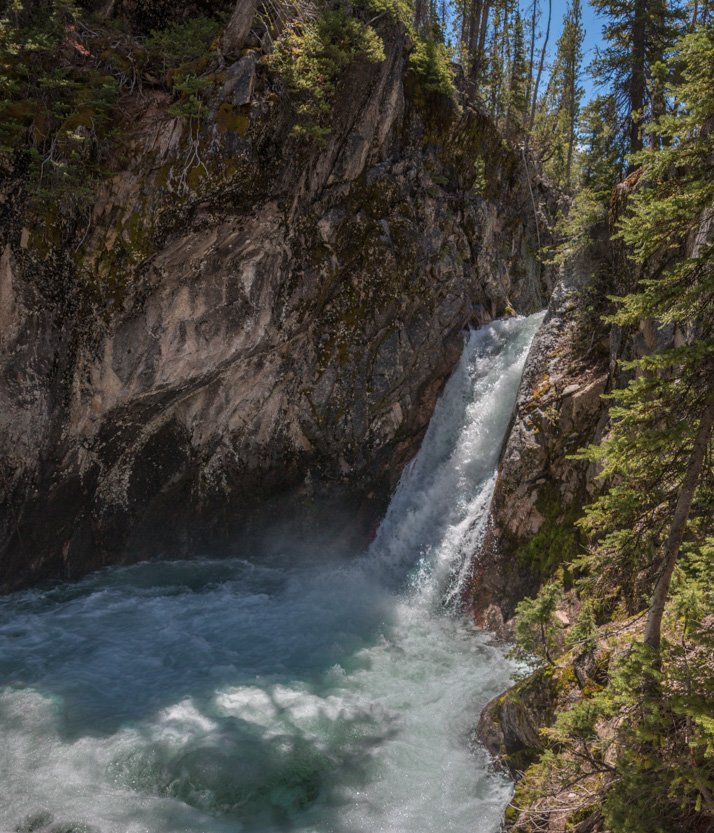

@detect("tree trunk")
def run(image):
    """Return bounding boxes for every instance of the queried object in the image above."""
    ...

[466,0,483,76]
[643,391,714,652]
[526,0,550,140]
[460,0,472,55]
[525,0,538,127]
[468,0,491,84]
[690,0,699,29]
[565,48,576,185]
[474,0,491,83]
[222,0,258,56]
[628,0,647,160]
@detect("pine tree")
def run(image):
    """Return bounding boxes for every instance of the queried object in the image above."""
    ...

[578,24,714,646]
[579,94,627,201]
[558,0,584,185]
[532,0,584,189]
[481,0,513,124]
[506,10,528,135]
[589,0,684,158]
[525,0,550,137]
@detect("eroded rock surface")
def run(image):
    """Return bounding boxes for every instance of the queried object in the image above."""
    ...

[0,25,555,590]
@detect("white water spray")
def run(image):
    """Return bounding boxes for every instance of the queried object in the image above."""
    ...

[0,313,543,833]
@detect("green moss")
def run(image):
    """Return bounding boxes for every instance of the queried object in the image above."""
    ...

[565,806,597,831]
[27,200,61,257]
[216,103,251,137]
[154,163,171,189]
[514,483,585,578]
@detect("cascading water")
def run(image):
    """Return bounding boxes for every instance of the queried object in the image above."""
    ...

[0,312,544,833]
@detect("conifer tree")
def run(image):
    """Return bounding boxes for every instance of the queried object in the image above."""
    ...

[526,0,550,137]
[481,0,513,123]
[506,10,528,135]
[578,24,714,645]
[524,0,539,123]
[558,0,584,184]
[532,0,584,188]
[589,0,684,158]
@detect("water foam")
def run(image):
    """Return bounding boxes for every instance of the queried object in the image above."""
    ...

[0,313,543,833]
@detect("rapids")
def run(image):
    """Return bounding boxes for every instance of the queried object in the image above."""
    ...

[0,312,544,833]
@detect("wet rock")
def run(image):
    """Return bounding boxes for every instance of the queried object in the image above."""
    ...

[471,227,612,622]
[477,665,569,777]
[15,812,54,833]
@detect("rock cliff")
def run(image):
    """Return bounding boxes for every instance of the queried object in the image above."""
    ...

[472,179,714,832]
[471,225,612,632]
[0,18,555,591]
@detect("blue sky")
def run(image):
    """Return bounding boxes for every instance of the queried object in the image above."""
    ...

[537,0,606,101]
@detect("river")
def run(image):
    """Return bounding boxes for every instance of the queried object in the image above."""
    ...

[0,312,543,833]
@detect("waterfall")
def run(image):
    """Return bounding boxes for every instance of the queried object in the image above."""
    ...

[0,313,543,833]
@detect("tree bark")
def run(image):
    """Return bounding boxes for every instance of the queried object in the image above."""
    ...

[643,391,714,651]
[466,0,483,77]
[566,40,576,185]
[628,0,647,160]
[468,0,491,84]
[526,0,550,140]
[222,0,258,56]
[474,0,491,83]
[525,0,538,127]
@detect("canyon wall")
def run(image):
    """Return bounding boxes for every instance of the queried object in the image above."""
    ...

[0,21,556,590]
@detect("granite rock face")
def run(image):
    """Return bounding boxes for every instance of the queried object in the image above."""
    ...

[0,24,556,590]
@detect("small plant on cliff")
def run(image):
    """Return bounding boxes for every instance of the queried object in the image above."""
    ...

[352,0,411,24]
[406,24,456,103]
[513,580,564,667]
[565,600,597,653]
[145,16,222,75]
[268,7,385,142]
[0,0,120,211]
[145,16,222,121]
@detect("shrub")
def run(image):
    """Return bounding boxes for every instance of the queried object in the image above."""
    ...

[407,25,455,101]
[268,8,385,141]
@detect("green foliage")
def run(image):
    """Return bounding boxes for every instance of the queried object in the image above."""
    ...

[0,0,120,208]
[505,10,527,134]
[531,0,584,191]
[352,0,412,24]
[577,94,627,205]
[514,485,585,578]
[565,600,598,652]
[513,580,564,666]
[407,25,456,100]
[575,370,706,611]
[268,8,386,141]
[145,16,221,121]
[512,27,714,831]
[547,93,627,266]
[144,16,221,72]
[168,75,211,119]
[537,26,714,831]
[471,156,486,195]
[598,632,714,833]
[588,0,684,156]
[575,25,714,616]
